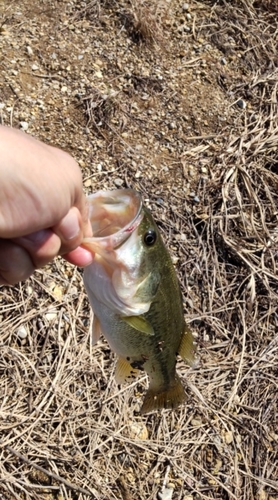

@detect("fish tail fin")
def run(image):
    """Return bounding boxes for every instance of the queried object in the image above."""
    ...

[140,376,186,415]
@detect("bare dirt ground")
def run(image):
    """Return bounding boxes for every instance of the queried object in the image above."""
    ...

[0,1,278,499]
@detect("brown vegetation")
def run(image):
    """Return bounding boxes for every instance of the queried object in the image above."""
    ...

[0,0,277,499]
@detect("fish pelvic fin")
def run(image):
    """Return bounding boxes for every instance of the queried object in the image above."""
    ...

[140,376,186,415]
[178,325,196,366]
[115,357,140,384]
[121,315,154,335]
[91,314,102,345]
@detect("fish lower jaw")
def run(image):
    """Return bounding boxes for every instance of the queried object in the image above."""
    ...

[140,376,186,415]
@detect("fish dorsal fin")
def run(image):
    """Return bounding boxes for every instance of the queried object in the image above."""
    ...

[178,325,195,366]
[91,314,101,345]
[121,315,154,335]
[115,357,139,384]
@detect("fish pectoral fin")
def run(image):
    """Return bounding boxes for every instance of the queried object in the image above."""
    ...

[115,357,139,384]
[140,376,186,414]
[91,314,102,345]
[121,315,154,335]
[178,325,196,366]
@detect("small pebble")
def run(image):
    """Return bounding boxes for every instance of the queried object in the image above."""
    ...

[45,312,57,322]
[17,326,28,340]
[201,166,208,174]
[26,45,33,56]
[127,422,149,440]
[236,99,246,109]
[31,64,39,71]
[224,430,233,444]
[186,13,192,20]
[0,103,5,110]
[61,86,68,93]
[158,487,174,500]
[20,121,29,131]
[114,178,124,187]
[220,57,227,65]
[182,3,189,11]
[26,285,33,295]
[193,196,200,203]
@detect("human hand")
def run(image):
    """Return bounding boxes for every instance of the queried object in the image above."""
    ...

[0,125,94,285]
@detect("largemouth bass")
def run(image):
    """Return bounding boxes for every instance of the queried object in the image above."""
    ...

[82,189,195,414]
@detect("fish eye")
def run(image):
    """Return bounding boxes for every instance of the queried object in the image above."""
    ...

[144,229,157,246]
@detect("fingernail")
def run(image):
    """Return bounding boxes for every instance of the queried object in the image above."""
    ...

[60,210,80,240]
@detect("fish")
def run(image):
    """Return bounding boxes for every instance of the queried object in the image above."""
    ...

[82,189,195,414]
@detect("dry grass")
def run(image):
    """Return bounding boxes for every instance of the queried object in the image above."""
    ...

[0,0,278,499]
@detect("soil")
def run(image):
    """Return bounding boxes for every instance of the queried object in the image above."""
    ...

[0,1,277,499]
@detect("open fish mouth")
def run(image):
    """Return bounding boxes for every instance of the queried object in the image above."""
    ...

[82,189,143,252]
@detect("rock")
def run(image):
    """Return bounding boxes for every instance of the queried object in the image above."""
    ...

[127,422,149,440]
[114,178,124,187]
[31,64,39,71]
[45,311,58,322]
[158,487,174,500]
[17,326,28,339]
[52,285,64,300]
[224,430,233,444]
[20,121,29,131]
[236,99,246,109]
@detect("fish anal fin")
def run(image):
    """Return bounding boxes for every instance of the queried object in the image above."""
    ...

[121,315,154,335]
[178,325,196,366]
[140,376,186,415]
[115,357,139,384]
[91,314,101,344]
